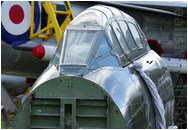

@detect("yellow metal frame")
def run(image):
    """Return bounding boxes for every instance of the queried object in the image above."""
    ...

[30,1,74,44]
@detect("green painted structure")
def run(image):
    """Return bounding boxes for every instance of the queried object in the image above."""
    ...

[13,77,126,129]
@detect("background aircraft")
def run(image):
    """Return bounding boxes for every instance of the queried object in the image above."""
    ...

[1,1,187,128]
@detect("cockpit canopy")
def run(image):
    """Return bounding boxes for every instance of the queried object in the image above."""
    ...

[67,5,134,29]
[62,30,98,64]
[51,5,150,76]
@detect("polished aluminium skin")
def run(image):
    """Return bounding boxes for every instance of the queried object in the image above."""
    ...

[14,5,175,128]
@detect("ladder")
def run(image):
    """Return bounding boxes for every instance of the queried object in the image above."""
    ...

[29,1,74,44]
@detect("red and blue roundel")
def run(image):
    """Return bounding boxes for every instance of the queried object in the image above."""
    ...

[1,1,40,45]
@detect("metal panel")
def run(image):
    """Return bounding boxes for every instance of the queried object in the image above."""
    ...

[85,50,174,128]
[13,77,126,129]
[85,66,154,128]
[76,99,107,129]
[30,98,60,129]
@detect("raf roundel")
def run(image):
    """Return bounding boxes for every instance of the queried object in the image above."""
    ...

[1,1,40,45]
[2,1,31,35]
[9,5,24,24]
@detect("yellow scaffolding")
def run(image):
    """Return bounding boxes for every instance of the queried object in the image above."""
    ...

[30,1,74,44]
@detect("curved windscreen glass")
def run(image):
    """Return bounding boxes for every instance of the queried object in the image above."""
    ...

[62,30,98,64]
[128,23,143,48]
[50,33,65,65]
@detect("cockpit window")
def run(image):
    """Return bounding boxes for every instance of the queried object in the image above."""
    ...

[107,25,124,58]
[119,21,137,51]
[62,30,98,64]
[111,21,130,54]
[128,23,143,48]
[95,36,111,58]
[50,33,65,65]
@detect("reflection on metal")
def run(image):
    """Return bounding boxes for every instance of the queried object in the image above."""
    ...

[30,1,74,44]
[29,64,59,94]
[13,5,175,129]
[133,61,166,129]
[84,50,174,128]
[162,57,187,74]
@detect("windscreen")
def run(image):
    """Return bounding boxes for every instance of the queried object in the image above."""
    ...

[62,30,98,64]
